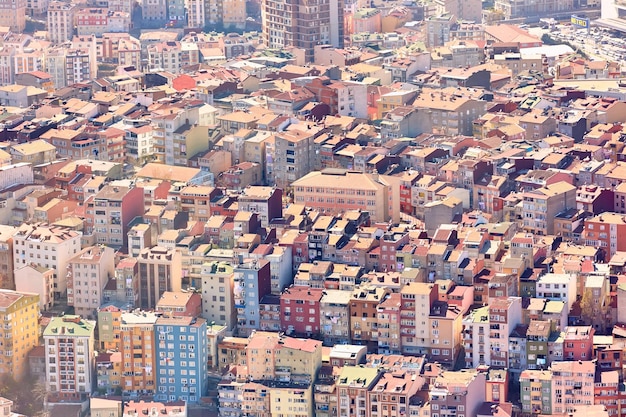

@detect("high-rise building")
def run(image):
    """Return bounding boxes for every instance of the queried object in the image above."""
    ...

[262,0,344,62]
[47,1,77,44]
[0,290,39,380]
[44,315,96,402]
[154,316,208,403]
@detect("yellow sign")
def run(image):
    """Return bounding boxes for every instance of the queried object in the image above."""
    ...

[571,16,589,28]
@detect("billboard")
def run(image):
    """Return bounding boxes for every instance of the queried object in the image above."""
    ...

[571,15,590,29]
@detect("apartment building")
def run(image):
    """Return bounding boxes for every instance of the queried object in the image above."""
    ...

[292,169,398,223]
[14,264,53,312]
[412,88,487,136]
[93,185,144,249]
[111,257,139,308]
[151,101,215,166]
[233,259,271,337]
[262,0,344,62]
[67,245,115,319]
[350,285,387,347]
[463,297,523,368]
[97,303,128,351]
[119,311,157,397]
[0,290,39,380]
[280,286,323,337]
[522,181,577,236]
[272,130,318,189]
[550,361,595,414]
[429,370,486,417]
[44,315,96,402]
[155,316,208,403]
[400,282,437,355]
[200,261,236,330]
[320,289,352,345]
[583,212,626,262]
[245,332,322,383]
[377,292,402,354]
[336,366,382,417]
[237,186,283,228]
[137,247,183,310]
[47,2,76,44]
[520,369,553,414]
[535,273,577,311]
[13,223,82,299]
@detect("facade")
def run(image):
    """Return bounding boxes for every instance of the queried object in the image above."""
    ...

[262,0,344,62]
[93,185,144,249]
[47,1,76,44]
[155,316,208,403]
[522,181,577,236]
[67,245,116,319]
[43,315,96,402]
[237,186,283,228]
[14,264,54,312]
[292,169,398,223]
[119,311,158,397]
[0,290,39,380]
[320,289,352,345]
[429,370,486,417]
[12,223,82,298]
[137,247,183,310]
[201,261,236,330]
[281,286,323,337]
[233,259,271,337]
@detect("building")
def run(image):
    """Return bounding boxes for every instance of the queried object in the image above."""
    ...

[400,282,437,355]
[43,315,96,402]
[320,289,352,345]
[14,264,54,312]
[119,311,158,397]
[237,186,283,228]
[67,246,115,319]
[0,290,39,380]
[262,0,344,62]
[520,369,553,414]
[536,273,577,311]
[272,130,318,189]
[434,0,482,21]
[550,361,595,414]
[463,297,523,368]
[12,223,82,299]
[155,291,202,317]
[583,212,626,262]
[429,370,486,417]
[0,0,26,32]
[495,0,575,19]
[281,286,323,337]
[92,185,144,249]
[233,259,271,337]
[154,316,208,403]
[201,261,236,330]
[522,181,577,236]
[47,1,76,44]
[292,169,398,223]
[137,247,183,310]
[336,366,381,417]
[123,400,186,417]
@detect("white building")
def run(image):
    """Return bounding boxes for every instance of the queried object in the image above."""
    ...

[12,223,82,298]
[248,244,292,294]
[535,273,577,311]
[47,1,77,44]
[0,163,33,190]
[43,315,96,402]
[462,297,523,368]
